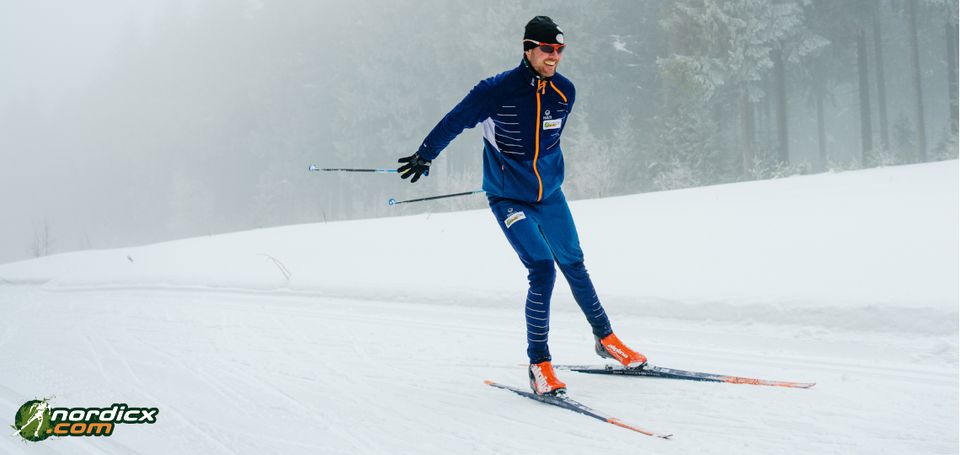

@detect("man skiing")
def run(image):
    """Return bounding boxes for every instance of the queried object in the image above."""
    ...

[398,16,646,396]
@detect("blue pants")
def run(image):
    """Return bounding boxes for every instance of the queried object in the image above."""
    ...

[488,190,613,363]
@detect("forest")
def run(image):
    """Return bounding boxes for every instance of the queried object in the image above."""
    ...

[2,0,957,261]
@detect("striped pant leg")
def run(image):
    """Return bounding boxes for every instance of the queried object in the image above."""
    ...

[488,197,557,363]
[524,259,556,363]
[538,191,613,338]
[557,261,612,338]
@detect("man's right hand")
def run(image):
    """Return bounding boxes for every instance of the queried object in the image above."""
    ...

[397,152,431,183]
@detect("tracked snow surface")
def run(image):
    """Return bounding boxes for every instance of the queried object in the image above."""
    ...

[1,161,957,454]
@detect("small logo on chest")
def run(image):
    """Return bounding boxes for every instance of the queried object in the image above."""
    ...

[542,118,562,130]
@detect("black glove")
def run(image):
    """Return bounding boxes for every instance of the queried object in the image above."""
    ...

[397,152,431,183]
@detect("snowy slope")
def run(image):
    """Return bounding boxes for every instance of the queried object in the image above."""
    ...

[0,161,957,454]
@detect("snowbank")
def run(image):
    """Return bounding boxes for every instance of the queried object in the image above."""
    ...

[2,161,957,333]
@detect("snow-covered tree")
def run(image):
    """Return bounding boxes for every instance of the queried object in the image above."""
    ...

[658,0,826,180]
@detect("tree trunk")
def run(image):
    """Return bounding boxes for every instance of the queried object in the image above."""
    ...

[740,88,755,175]
[763,74,773,147]
[908,0,928,161]
[873,10,890,152]
[946,21,959,134]
[857,27,874,166]
[817,90,827,170]
[774,50,789,164]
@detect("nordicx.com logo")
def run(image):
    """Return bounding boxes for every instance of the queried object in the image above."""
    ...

[11,398,158,442]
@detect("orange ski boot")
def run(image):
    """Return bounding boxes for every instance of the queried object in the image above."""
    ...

[529,361,567,396]
[596,333,647,368]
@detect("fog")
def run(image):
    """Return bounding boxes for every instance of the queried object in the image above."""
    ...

[1,0,957,264]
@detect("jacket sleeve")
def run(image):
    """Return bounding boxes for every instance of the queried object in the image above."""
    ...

[416,78,495,161]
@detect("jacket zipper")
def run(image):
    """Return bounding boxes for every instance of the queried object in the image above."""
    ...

[533,80,545,202]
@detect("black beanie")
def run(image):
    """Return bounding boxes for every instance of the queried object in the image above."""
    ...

[523,16,564,50]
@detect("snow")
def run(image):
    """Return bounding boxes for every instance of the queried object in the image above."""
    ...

[611,36,634,55]
[0,161,957,454]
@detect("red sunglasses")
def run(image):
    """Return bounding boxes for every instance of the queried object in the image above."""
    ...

[524,39,565,54]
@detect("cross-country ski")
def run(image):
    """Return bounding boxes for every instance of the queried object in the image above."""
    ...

[484,380,672,439]
[555,364,816,389]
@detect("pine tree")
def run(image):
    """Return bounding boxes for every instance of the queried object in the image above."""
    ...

[658,0,824,182]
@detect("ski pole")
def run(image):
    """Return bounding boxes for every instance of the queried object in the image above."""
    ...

[308,164,397,173]
[388,190,485,206]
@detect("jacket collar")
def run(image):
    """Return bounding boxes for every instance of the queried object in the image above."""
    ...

[520,56,552,82]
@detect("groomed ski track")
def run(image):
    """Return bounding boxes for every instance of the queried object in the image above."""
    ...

[1,161,956,454]
[0,284,955,454]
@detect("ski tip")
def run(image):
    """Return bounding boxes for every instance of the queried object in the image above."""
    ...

[726,376,818,388]
[778,381,816,389]
[607,418,672,439]
[483,379,495,386]
[722,376,818,388]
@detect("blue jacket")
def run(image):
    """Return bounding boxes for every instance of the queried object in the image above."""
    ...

[417,58,575,203]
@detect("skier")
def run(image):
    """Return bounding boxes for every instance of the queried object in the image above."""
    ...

[398,16,646,396]
[14,400,49,438]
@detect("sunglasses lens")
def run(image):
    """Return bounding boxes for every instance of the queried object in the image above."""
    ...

[556,46,564,54]
[539,45,555,54]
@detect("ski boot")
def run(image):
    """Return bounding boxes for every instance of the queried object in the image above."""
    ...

[595,333,647,368]
[529,361,567,396]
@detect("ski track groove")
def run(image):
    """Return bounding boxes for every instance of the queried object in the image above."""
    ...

[83,334,110,383]
[2,284,957,454]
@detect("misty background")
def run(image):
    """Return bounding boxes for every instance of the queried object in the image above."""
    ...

[1,0,957,265]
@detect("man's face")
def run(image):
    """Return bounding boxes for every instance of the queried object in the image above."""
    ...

[525,45,563,78]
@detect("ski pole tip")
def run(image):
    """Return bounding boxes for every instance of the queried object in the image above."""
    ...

[387,198,397,206]
[308,164,319,171]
